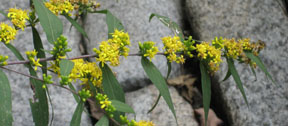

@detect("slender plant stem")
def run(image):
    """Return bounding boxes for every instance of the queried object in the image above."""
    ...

[0,66,79,96]
[5,52,168,66]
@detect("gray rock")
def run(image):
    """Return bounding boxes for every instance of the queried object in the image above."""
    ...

[84,0,184,91]
[186,0,288,125]
[0,1,91,125]
[125,84,199,126]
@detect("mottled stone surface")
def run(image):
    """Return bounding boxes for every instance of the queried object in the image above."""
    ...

[0,1,91,125]
[84,0,184,91]
[186,0,288,125]
[125,84,199,126]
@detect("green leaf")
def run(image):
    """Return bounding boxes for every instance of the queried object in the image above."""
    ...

[32,26,47,74]
[64,14,89,40]
[95,115,109,126]
[244,52,276,84]
[226,58,248,106]
[88,80,97,96]
[100,63,125,102]
[29,69,49,126]
[111,100,135,113]
[250,66,257,81]
[70,101,84,126]
[149,13,184,42]
[99,63,125,123]
[32,0,63,44]
[147,93,161,113]
[199,61,211,125]
[0,69,13,126]
[141,57,177,122]
[0,10,7,18]
[106,10,124,38]
[68,83,80,103]
[5,44,49,126]
[166,61,172,79]
[91,10,124,39]
[222,69,231,82]
[59,59,74,76]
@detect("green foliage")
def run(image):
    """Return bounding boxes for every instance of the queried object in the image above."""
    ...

[0,69,13,126]
[32,0,63,44]
[32,26,47,74]
[149,13,184,42]
[60,59,74,76]
[95,116,109,126]
[64,14,90,40]
[111,100,135,114]
[70,101,84,126]
[141,57,177,122]
[245,52,276,84]
[226,57,248,105]
[199,61,211,126]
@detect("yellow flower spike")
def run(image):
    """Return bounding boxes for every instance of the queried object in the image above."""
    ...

[162,36,185,63]
[7,8,29,30]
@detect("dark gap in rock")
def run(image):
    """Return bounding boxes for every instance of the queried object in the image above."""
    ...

[181,0,231,126]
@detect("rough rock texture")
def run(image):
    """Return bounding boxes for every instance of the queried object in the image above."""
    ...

[125,84,199,126]
[84,0,184,91]
[0,1,91,125]
[186,0,288,125]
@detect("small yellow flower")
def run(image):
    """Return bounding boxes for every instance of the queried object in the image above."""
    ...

[0,23,17,44]
[7,8,29,30]
[139,41,159,61]
[26,50,42,71]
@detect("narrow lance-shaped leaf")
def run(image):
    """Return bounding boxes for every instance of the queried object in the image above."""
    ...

[95,115,109,126]
[29,69,49,126]
[32,26,47,74]
[141,57,177,122]
[59,59,74,76]
[250,66,257,81]
[222,69,231,82]
[5,44,49,126]
[100,63,125,122]
[149,13,184,42]
[91,10,124,39]
[70,101,84,126]
[0,69,13,126]
[226,58,248,106]
[100,63,125,102]
[111,100,135,113]
[244,51,276,84]
[68,83,80,103]
[199,61,211,126]
[64,14,90,41]
[32,0,63,44]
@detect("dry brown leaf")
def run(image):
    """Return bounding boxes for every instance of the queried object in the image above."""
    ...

[194,108,223,126]
[87,98,104,120]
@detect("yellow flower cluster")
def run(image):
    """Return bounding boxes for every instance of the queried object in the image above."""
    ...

[94,30,130,67]
[7,8,29,30]
[45,0,74,16]
[0,23,17,44]
[162,36,185,63]
[223,38,243,59]
[120,115,155,126]
[70,59,102,88]
[26,50,42,71]
[138,41,159,61]
[136,120,155,126]
[196,42,222,73]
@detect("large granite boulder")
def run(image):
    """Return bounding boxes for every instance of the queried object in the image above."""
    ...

[125,84,199,126]
[84,0,184,91]
[186,0,288,125]
[0,1,91,125]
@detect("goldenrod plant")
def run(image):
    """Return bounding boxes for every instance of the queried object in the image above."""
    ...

[0,0,275,126]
